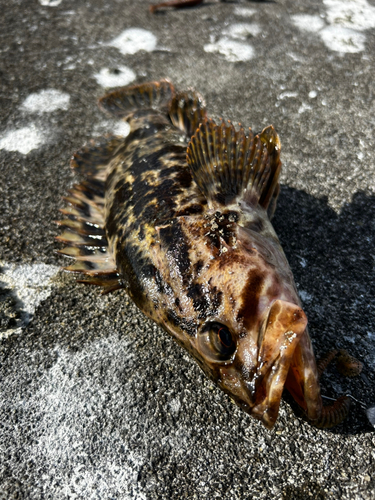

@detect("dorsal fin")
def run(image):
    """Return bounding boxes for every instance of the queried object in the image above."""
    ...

[98,80,175,119]
[186,119,281,211]
[168,90,207,138]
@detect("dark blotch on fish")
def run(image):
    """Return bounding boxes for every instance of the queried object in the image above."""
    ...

[159,220,191,282]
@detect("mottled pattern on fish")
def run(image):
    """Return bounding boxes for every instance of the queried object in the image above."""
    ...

[57,80,359,429]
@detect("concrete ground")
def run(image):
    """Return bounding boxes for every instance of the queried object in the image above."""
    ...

[1,0,375,498]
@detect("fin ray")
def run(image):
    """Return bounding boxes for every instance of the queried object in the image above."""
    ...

[57,246,109,260]
[59,206,105,226]
[168,90,207,138]
[77,274,123,295]
[55,219,104,236]
[63,261,116,275]
[56,230,108,247]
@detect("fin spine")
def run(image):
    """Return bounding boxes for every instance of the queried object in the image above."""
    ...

[168,90,207,138]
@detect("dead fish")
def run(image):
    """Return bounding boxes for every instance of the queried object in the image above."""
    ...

[57,80,357,429]
[149,0,267,14]
[150,0,203,14]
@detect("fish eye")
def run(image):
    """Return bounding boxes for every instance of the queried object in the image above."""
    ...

[212,323,235,353]
[198,322,237,363]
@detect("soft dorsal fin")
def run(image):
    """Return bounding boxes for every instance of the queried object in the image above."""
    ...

[98,79,175,119]
[186,119,281,212]
[168,90,207,138]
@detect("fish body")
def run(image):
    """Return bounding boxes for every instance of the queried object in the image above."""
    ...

[57,80,350,429]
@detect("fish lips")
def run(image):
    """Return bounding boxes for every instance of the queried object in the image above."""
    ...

[224,299,308,429]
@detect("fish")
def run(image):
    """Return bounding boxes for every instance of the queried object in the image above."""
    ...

[149,0,204,14]
[56,80,356,429]
[149,0,268,14]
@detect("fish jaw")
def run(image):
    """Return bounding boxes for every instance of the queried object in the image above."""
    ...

[217,300,308,429]
[284,329,323,423]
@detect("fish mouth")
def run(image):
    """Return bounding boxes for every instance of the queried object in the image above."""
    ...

[221,299,308,429]
[250,299,308,428]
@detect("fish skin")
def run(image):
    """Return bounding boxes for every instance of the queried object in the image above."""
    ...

[58,80,352,429]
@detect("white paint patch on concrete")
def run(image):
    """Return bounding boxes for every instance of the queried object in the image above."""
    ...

[28,338,148,499]
[234,7,256,17]
[223,23,261,39]
[292,0,375,53]
[169,398,181,416]
[278,91,298,100]
[324,0,375,31]
[21,89,70,113]
[320,25,366,53]
[0,262,59,337]
[204,38,254,62]
[39,0,62,5]
[299,290,313,302]
[287,52,306,63]
[109,28,157,55]
[0,125,45,155]
[299,257,307,268]
[292,14,325,33]
[94,66,136,88]
[298,102,312,114]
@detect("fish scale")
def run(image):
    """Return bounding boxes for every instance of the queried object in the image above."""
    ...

[57,80,362,429]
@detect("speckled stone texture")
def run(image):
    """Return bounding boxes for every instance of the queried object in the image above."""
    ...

[0,0,374,498]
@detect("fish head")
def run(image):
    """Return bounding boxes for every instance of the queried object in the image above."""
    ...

[154,214,314,428]
[179,218,309,429]
[195,298,307,429]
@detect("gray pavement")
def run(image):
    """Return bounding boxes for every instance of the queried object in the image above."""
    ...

[1,0,375,498]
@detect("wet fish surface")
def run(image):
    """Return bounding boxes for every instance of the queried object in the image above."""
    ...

[57,80,354,429]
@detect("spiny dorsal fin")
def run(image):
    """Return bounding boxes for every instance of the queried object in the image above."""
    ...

[98,80,175,119]
[168,90,207,138]
[186,119,281,211]
[71,134,124,180]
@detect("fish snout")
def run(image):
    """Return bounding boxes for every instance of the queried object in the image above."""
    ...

[220,300,308,428]
[251,300,308,427]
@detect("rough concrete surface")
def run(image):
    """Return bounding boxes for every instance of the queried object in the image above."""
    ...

[1,0,375,498]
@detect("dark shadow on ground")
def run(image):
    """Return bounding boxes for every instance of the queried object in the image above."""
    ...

[274,187,375,434]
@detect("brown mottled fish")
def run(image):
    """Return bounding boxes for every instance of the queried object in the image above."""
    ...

[57,80,356,429]
[149,0,204,14]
